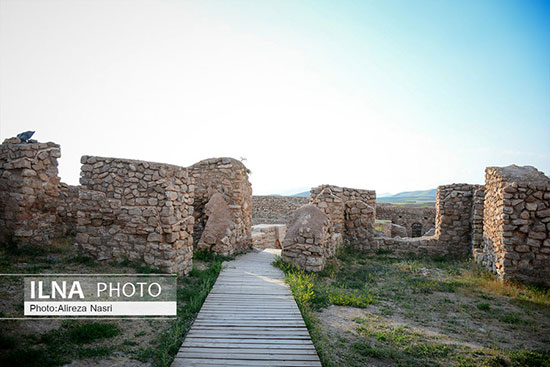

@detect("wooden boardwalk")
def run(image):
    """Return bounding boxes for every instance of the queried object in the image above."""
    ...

[172,249,321,367]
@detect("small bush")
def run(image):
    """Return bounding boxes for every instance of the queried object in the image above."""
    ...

[477,302,491,311]
[509,349,550,367]
[353,341,383,358]
[193,249,216,262]
[328,289,375,308]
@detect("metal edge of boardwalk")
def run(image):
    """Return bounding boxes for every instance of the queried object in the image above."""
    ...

[172,249,322,367]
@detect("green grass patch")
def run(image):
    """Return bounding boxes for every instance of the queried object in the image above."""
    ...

[67,323,120,344]
[144,257,224,367]
[477,302,491,311]
[275,246,550,367]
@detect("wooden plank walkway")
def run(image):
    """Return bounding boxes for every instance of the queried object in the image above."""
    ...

[172,249,321,367]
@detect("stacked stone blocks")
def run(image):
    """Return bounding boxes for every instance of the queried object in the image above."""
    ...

[190,158,252,255]
[251,224,286,250]
[282,205,338,272]
[0,139,76,243]
[76,156,195,274]
[479,166,550,284]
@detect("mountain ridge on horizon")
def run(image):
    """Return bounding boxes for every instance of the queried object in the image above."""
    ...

[281,188,437,203]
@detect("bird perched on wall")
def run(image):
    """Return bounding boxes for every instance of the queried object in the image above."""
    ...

[17,131,35,142]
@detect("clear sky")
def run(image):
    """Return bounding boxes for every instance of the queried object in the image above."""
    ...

[1,0,549,195]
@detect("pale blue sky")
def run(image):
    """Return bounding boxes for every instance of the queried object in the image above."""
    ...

[1,0,548,195]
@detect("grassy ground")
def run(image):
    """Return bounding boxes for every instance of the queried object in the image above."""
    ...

[0,238,226,367]
[274,248,550,367]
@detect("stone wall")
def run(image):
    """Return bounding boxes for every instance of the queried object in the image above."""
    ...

[310,184,376,247]
[375,204,436,237]
[470,187,485,261]
[76,156,194,274]
[311,185,376,211]
[435,184,483,255]
[0,138,76,243]
[190,158,252,254]
[282,204,338,272]
[251,224,286,250]
[252,195,309,225]
[478,166,550,284]
[344,200,375,246]
[362,184,482,257]
[310,187,345,236]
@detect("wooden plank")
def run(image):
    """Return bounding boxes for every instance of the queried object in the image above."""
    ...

[181,342,316,349]
[172,358,322,367]
[171,249,320,367]
[182,338,315,346]
[179,347,317,355]
[177,352,320,361]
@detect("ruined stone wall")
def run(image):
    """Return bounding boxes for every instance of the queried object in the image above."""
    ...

[364,184,482,257]
[189,158,252,254]
[311,185,376,210]
[479,166,550,284]
[375,204,436,237]
[310,185,376,247]
[344,200,375,246]
[435,184,482,255]
[471,187,485,261]
[251,224,286,250]
[310,187,345,236]
[76,156,194,274]
[282,205,338,272]
[0,139,76,243]
[252,195,309,225]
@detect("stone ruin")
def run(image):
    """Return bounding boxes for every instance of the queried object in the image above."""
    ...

[476,166,550,283]
[252,195,308,225]
[76,156,195,274]
[0,138,252,275]
[2,137,548,284]
[0,140,77,243]
[281,204,339,272]
[376,204,436,237]
[280,169,549,285]
[251,224,286,250]
[281,185,376,270]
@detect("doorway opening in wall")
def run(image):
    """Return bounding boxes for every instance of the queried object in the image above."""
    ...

[412,223,422,238]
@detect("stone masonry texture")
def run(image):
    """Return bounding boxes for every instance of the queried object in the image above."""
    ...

[282,204,338,272]
[252,196,308,225]
[190,158,252,255]
[76,156,195,275]
[0,138,77,244]
[0,137,252,275]
[2,138,548,284]
[479,165,550,284]
[375,203,436,237]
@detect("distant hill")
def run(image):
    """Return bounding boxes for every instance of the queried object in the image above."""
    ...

[281,188,437,203]
[377,189,436,203]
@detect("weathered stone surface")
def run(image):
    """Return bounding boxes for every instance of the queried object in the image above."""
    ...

[282,204,340,272]
[0,139,77,244]
[376,204,436,237]
[424,227,436,237]
[310,185,376,248]
[251,224,286,250]
[479,165,550,284]
[76,156,194,275]
[197,192,236,256]
[252,196,309,225]
[190,158,252,255]
[391,223,408,238]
